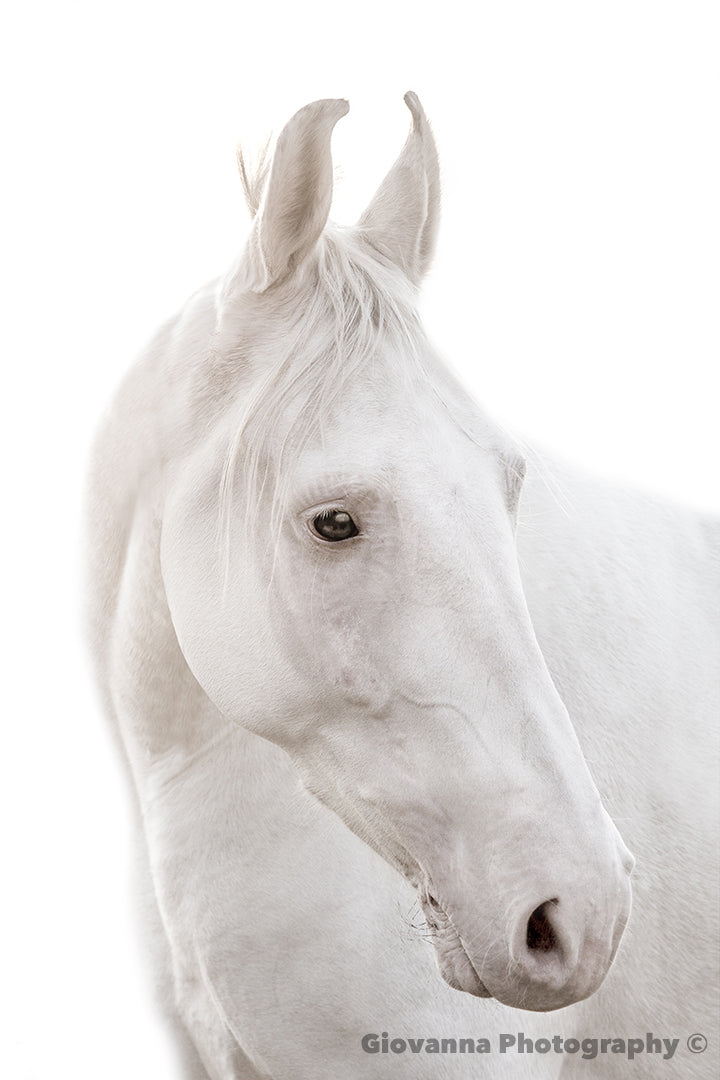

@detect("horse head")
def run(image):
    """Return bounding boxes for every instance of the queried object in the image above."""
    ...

[160,95,633,1012]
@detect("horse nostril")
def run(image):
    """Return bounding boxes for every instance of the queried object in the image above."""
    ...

[526,899,559,953]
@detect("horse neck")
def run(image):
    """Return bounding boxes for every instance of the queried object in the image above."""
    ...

[88,281,229,783]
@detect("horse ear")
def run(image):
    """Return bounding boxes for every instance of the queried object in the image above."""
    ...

[242,98,349,292]
[357,92,440,285]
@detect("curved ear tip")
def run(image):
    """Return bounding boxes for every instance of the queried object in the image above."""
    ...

[403,91,424,122]
[329,97,350,119]
[318,97,350,120]
[290,98,349,129]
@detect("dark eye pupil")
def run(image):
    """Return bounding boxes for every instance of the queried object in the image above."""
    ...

[313,509,358,542]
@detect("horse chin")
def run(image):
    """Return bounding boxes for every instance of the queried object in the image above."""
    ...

[433,937,493,998]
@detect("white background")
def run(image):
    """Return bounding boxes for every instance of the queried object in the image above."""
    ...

[2,2,717,1077]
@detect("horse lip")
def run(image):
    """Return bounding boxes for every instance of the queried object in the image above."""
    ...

[421,890,493,998]
[435,935,493,998]
[456,939,493,998]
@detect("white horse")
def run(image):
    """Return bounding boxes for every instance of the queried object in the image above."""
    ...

[87,95,718,1078]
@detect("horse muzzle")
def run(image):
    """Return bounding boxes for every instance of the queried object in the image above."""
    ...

[420,843,634,1012]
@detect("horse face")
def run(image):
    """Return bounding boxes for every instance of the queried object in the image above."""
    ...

[162,343,632,1012]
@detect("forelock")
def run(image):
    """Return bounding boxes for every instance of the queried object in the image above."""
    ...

[217,227,428,562]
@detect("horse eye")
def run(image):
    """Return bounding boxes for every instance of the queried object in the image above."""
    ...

[312,509,359,542]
